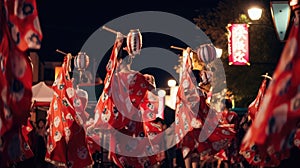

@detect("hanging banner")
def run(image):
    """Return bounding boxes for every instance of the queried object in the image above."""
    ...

[227,24,250,66]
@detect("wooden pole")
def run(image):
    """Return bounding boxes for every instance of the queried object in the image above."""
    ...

[170,45,185,51]
[56,49,75,58]
[56,49,67,55]
[102,26,126,38]
[170,45,196,53]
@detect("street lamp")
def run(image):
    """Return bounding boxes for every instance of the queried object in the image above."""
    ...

[167,79,176,88]
[248,7,263,20]
[215,47,223,58]
[270,1,291,42]
[247,2,291,42]
[157,89,166,119]
[167,79,177,109]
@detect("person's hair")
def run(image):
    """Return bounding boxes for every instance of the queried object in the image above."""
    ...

[192,70,201,84]
[36,118,46,129]
[154,117,165,125]
[117,40,128,61]
[225,98,232,109]
[221,98,232,110]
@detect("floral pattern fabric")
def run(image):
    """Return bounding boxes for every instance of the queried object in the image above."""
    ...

[240,14,300,167]
[175,52,236,159]
[248,79,267,120]
[45,56,93,168]
[91,37,164,168]
[0,0,42,166]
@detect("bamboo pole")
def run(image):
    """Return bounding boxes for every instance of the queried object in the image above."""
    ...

[56,49,68,55]
[56,49,75,58]
[102,26,126,38]
[170,45,185,51]
[170,45,196,53]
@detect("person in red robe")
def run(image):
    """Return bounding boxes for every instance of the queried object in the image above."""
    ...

[240,1,300,167]
[45,54,93,168]
[0,0,43,166]
[174,47,236,168]
[88,32,165,168]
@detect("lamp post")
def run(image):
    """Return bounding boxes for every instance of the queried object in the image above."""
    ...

[167,79,176,88]
[157,89,166,119]
[247,2,291,42]
[167,79,177,109]
[270,1,291,42]
[241,2,290,67]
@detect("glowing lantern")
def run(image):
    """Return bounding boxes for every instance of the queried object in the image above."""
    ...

[126,29,142,56]
[74,52,89,71]
[196,43,217,64]
[74,52,89,82]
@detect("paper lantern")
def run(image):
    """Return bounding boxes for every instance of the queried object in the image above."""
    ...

[196,44,217,64]
[126,29,142,56]
[74,52,89,71]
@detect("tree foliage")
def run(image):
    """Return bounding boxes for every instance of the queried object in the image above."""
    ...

[193,0,285,107]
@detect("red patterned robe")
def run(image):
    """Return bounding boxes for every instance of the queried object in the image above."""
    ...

[0,0,42,166]
[45,56,93,168]
[248,78,268,121]
[175,53,236,159]
[91,37,164,168]
[240,8,300,167]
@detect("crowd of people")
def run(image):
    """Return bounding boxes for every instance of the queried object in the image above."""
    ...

[2,0,300,168]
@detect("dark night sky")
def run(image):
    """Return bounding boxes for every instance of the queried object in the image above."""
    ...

[35,0,220,87]
[36,0,219,62]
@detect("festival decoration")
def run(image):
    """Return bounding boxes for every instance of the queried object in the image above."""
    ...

[126,29,142,56]
[227,24,250,66]
[74,52,90,81]
[196,43,217,64]
[170,45,205,70]
[102,26,143,57]
[56,49,90,83]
